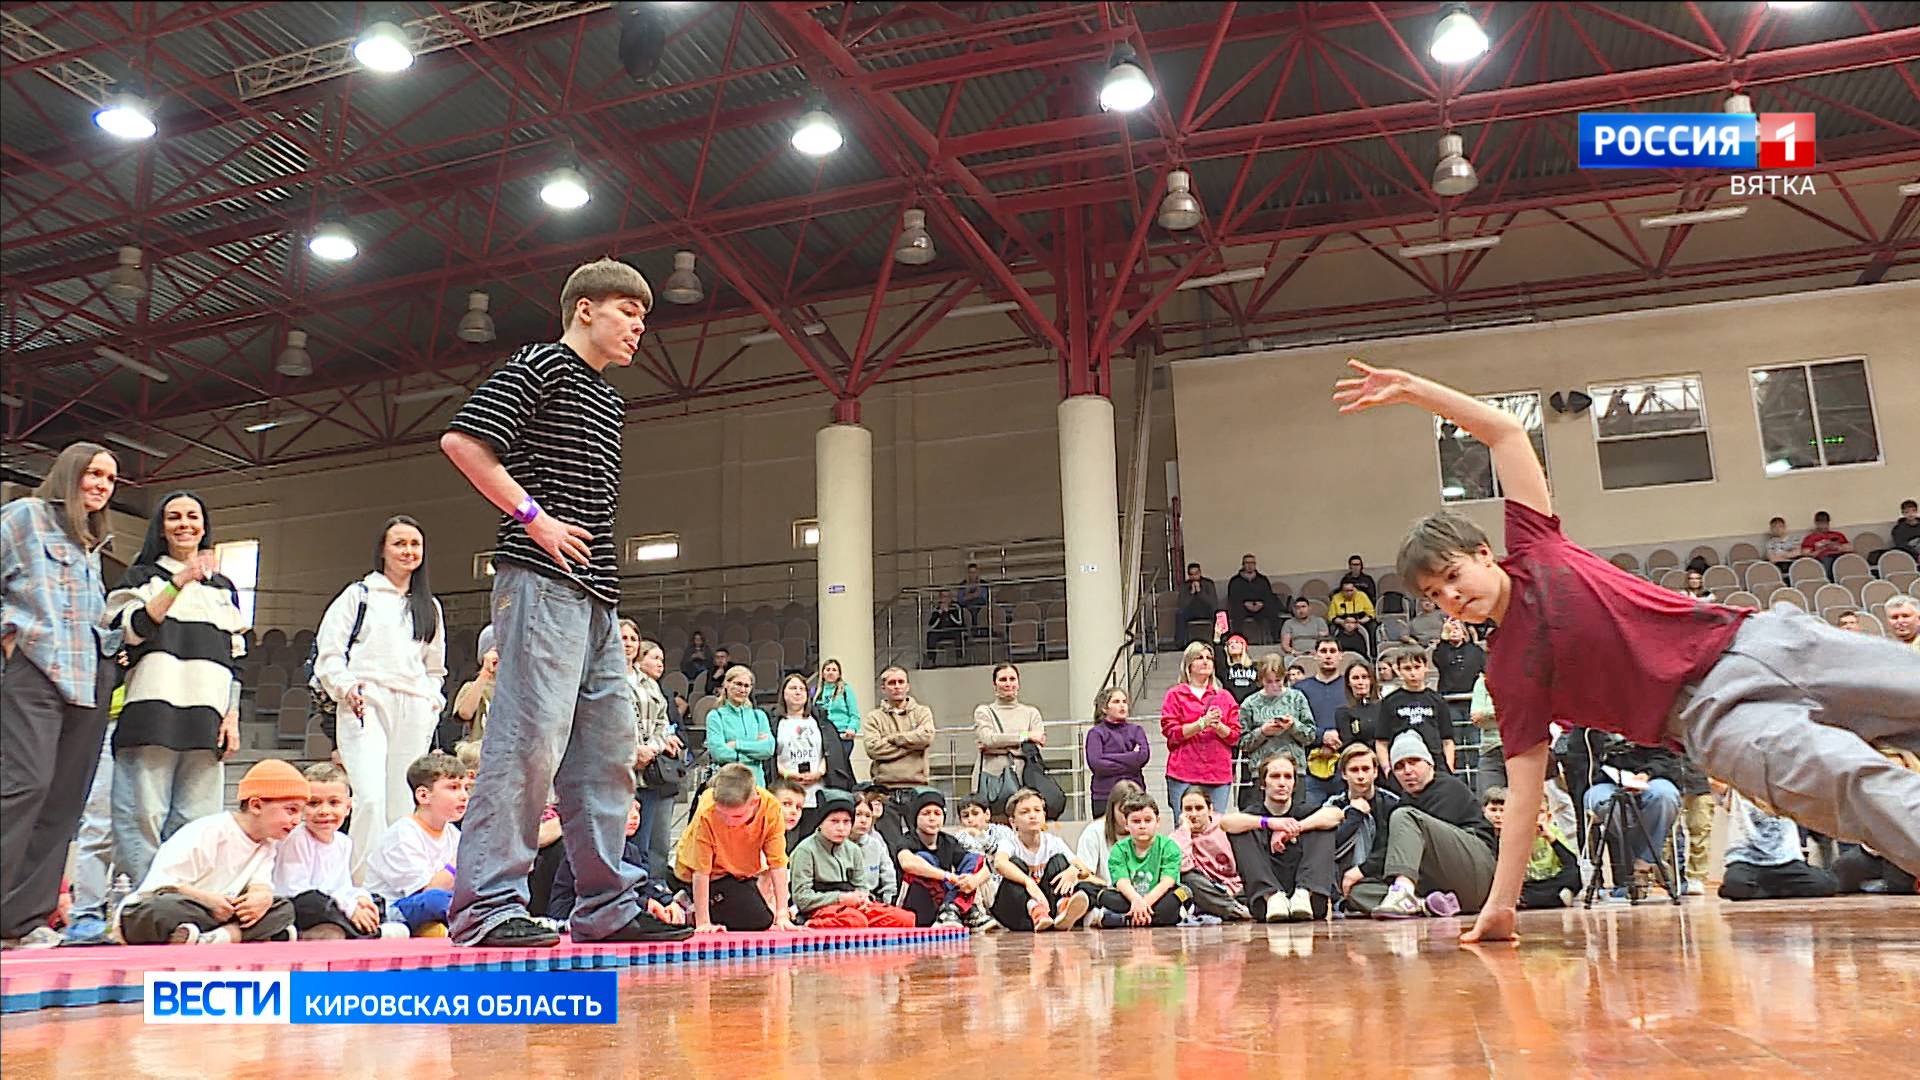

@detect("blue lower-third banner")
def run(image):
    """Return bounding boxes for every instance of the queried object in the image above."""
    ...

[144,969,618,1024]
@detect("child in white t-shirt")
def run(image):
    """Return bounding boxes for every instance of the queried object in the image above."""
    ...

[116,760,307,945]
[988,789,1098,931]
[273,762,398,940]
[363,752,467,936]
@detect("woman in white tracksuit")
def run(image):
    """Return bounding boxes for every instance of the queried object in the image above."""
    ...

[313,515,446,871]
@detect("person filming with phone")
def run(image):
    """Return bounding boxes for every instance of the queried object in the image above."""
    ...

[104,491,250,889]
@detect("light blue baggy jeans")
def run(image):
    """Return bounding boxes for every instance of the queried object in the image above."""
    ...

[448,564,643,943]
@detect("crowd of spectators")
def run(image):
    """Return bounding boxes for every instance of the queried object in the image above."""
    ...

[3,441,1914,951]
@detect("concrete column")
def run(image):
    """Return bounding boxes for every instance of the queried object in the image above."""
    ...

[1058,395,1125,725]
[816,421,876,771]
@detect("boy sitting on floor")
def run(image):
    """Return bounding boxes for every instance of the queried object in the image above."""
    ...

[852,788,899,904]
[1715,780,1838,902]
[954,795,1017,857]
[790,790,915,928]
[272,762,398,940]
[895,789,993,929]
[769,776,809,840]
[1096,795,1188,928]
[550,800,685,929]
[116,760,304,945]
[1482,786,1579,910]
[363,752,468,937]
[673,763,795,933]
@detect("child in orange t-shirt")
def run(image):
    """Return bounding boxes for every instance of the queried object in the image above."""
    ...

[672,763,794,932]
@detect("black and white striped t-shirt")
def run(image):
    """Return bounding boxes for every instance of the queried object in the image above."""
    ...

[447,342,623,605]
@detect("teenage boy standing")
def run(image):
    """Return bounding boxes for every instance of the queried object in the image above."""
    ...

[442,259,682,947]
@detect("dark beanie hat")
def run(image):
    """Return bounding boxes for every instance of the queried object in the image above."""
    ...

[815,788,857,821]
[909,787,946,818]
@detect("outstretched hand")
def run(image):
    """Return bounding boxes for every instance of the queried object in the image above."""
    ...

[1332,358,1418,414]
[1460,904,1518,945]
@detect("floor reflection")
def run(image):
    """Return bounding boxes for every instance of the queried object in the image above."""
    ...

[4,897,1915,1079]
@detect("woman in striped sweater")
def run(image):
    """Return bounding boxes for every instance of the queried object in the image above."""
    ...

[105,491,248,888]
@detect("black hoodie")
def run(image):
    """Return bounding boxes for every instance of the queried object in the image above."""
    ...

[1399,771,1497,852]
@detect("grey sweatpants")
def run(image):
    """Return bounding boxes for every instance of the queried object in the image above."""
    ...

[1348,808,1496,913]
[1669,605,1920,876]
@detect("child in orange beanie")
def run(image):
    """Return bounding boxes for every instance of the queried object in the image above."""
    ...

[116,759,307,945]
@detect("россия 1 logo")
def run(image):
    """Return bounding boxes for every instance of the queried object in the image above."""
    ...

[1578,112,1817,195]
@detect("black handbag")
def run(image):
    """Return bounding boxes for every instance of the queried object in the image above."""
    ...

[641,753,685,795]
[1018,742,1067,820]
[972,707,1022,815]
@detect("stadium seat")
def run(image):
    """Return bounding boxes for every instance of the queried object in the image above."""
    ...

[1723,590,1761,610]
[1866,549,1912,576]
[1810,583,1852,612]
[1687,545,1719,567]
[659,671,689,701]
[1608,552,1642,574]
[1725,542,1761,565]
[1703,566,1739,593]
[1008,619,1043,660]
[1659,569,1687,590]
[1768,586,1810,611]
[1788,558,1828,586]
[1859,579,1898,609]
[1646,549,1680,573]
[1829,553,1870,583]
[1744,562,1783,592]
[276,687,311,740]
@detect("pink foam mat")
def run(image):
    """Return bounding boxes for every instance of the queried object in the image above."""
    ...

[0,926,966,1014]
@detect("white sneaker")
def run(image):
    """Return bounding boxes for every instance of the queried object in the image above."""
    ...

[1264,892,1288,924]
[379,922,411,939]
[1287,888,1315,922]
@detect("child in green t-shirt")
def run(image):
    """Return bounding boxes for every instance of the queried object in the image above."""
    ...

[1097,794,1187,928]
[1483,786,1579,909]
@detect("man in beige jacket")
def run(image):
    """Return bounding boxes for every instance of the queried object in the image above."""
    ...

[863,666,936,842]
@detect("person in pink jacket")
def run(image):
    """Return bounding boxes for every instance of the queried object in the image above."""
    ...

[1160,641,1242,814]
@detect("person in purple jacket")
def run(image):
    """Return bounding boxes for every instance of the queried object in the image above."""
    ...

[1084,688,1151,819]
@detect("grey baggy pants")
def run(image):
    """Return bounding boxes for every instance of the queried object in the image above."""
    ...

[1670,605,1920,876]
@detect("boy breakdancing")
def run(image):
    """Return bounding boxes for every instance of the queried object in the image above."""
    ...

[1333,359,1920,944]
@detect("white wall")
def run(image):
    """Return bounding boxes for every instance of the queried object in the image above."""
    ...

[1171,283,1920,579]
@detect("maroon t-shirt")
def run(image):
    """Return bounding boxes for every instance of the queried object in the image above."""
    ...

[1487,502,1750,754]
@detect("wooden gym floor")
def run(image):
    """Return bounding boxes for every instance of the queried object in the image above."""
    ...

[3,895,1915,1079]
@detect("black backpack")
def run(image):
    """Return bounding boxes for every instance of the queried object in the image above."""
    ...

[305,582,368,740]
[1017,742,1067,821]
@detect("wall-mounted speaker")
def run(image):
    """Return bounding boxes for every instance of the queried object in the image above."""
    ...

[1549,390,1593,415]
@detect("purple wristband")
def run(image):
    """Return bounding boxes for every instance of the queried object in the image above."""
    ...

[511,495,540,524]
